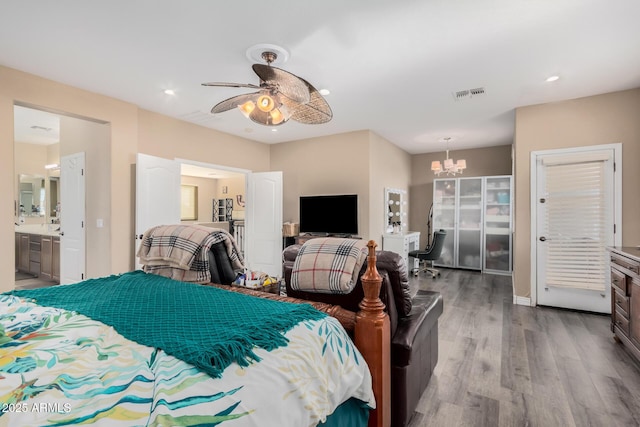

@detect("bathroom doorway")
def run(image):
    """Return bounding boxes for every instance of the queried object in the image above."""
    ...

[13,103,110,289]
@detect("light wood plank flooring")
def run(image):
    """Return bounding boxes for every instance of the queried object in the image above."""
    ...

[408,268,640,427]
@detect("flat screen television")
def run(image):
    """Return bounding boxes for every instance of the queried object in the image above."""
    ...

[299,194,358,236]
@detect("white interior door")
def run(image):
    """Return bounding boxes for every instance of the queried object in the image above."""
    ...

[535,148,616,313]
[245,171,283,277]
[60,152,85,284]
[135,153,181,269]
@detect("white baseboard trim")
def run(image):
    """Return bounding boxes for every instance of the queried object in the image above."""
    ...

[513,295,532,306]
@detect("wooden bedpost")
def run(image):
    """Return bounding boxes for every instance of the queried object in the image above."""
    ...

[355,240,391,427]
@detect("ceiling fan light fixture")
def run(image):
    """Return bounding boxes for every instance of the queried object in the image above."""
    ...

[270,108,284,124]
[238,100,255,118]
[269,105,290,125]
[256,94,276,112]
[204,43,332,126]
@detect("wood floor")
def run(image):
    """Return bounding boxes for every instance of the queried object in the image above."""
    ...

[14,275,59,290]
[407,268,640,427]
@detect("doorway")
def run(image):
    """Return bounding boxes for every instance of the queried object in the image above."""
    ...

[135,154,283,277]
[13,104,110,288]
[180,162,247,257]
[530,144,622,313]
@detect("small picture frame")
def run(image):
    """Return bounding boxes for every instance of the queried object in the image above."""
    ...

[222,186,228,194]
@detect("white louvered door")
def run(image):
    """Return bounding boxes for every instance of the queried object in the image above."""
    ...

[535,149,615,313]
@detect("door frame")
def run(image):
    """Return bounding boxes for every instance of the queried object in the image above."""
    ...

[529,143,622,307]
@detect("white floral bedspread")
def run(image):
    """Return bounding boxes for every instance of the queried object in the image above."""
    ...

[0,295,374,427]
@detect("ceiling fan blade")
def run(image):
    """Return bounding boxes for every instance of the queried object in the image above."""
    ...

[210,92,259,114]
[202,82,261,89]
[252,64,310,104]
[280,78,332,124]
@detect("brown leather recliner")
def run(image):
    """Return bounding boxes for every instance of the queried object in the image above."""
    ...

[282,245,443,427]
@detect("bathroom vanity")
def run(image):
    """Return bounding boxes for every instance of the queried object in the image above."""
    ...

[15,225,60,283]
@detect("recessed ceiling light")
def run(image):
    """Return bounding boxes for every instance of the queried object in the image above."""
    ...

[545,75,560,82]
[164,89,176,95]
[319,88,330,96]
[271,128,278,132]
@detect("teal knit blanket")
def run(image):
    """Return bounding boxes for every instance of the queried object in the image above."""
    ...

[7,271,326,378]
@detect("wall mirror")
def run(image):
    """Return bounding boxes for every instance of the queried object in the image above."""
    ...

[385,188,407,234]
[18,174,45,217]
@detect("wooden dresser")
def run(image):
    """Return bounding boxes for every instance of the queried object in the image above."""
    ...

[609,246,640,361]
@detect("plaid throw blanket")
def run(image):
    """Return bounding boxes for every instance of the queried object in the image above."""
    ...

[290,238,368,294]
[137,224,244,283]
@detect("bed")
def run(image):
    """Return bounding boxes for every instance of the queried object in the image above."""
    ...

[0,237,390,427]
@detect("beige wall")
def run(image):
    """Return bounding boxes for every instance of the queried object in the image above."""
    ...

[269,130,412,243]
[6,64,637,300]
[0,65,266,292]
[270,131,371,237]
[137,110,269,173]
[513,88,640,299]
[410,145,513,249]
[60,116,112,278]
[178,174,246,223]
[369,131,412,244]
[1,65,139,292]
[217,176,246,215]
[180,176,217,223]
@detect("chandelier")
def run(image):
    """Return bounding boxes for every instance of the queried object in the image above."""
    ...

[431,137,466,176]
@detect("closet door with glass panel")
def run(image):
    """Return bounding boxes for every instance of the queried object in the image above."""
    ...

[433,179,456,267]
[457,177,483,270]
[484,176,512,274]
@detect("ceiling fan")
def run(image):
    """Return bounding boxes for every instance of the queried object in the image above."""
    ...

[202,51,332,126]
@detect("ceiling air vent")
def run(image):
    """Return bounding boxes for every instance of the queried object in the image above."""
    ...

[452,87,486,101]
[30,125,53,131]
[179,111,220,126]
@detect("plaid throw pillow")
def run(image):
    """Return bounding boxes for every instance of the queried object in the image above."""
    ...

[290,238,368,294]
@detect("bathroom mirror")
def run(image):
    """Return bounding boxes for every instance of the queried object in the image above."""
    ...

[384,188,407,234]
[49,176,60,219]
[18,174,45,217]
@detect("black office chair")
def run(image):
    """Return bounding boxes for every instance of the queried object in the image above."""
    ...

[408,229,447,278]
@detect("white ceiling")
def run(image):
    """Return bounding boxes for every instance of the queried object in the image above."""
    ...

[2,1,640,154]
[14,105,60,145]
[181,163,243,180]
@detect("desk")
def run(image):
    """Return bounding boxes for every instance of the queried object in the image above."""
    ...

[382,232,421,273]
